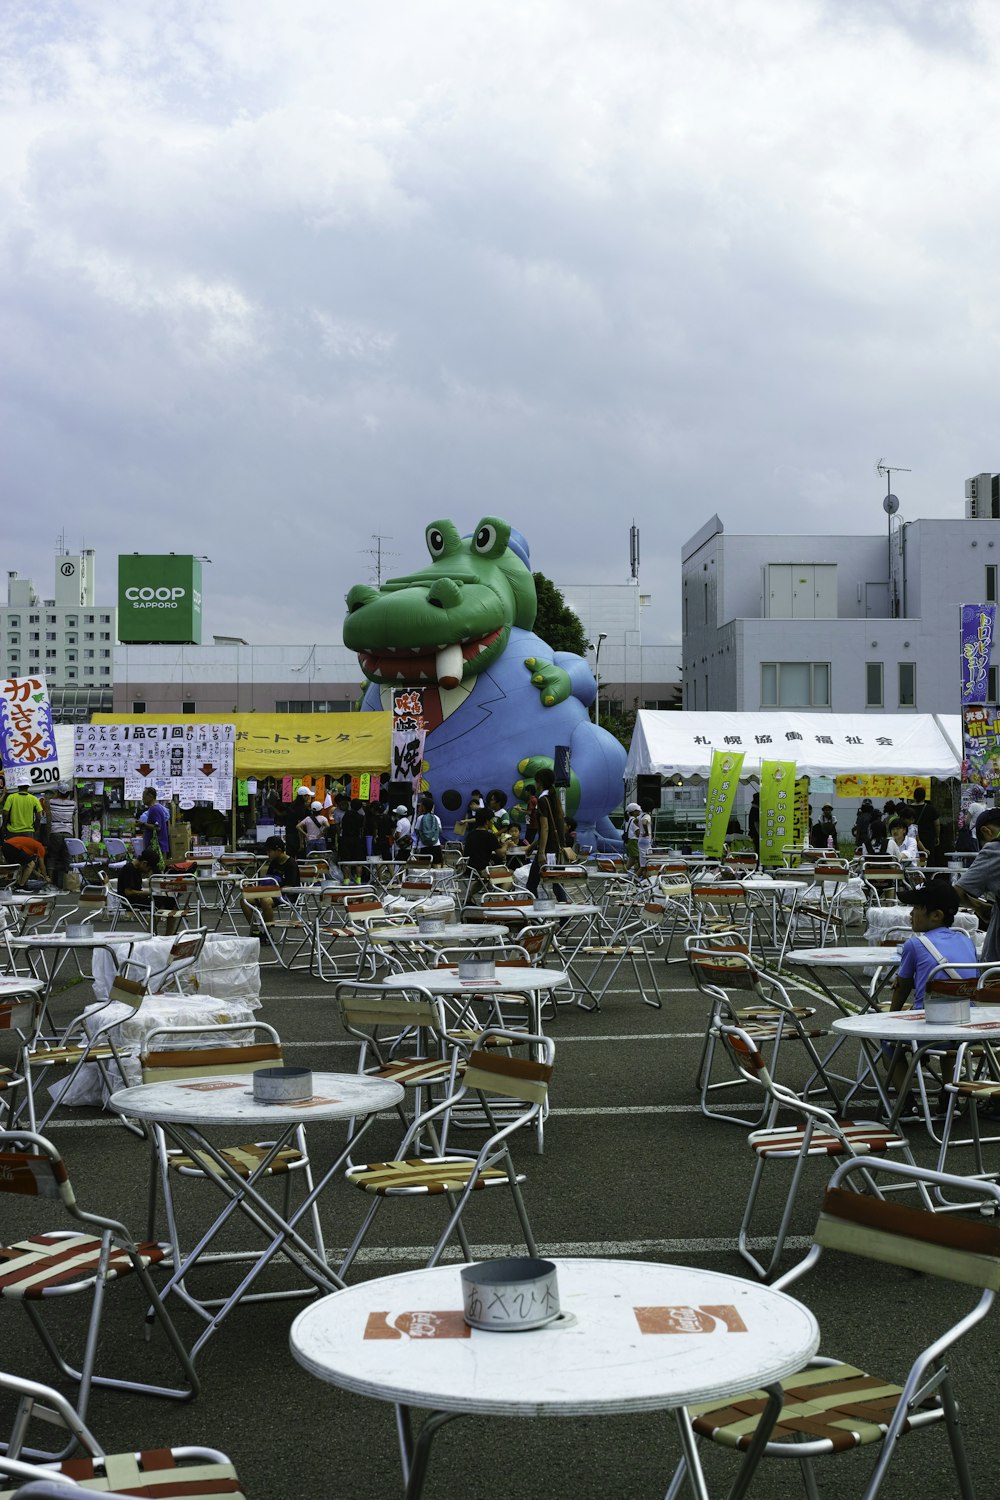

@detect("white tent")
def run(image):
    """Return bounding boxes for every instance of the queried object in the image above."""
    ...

[625,711,963,782]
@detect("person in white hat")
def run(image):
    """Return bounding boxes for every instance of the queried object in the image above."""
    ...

[623,801,652,873]
[392,805,413,861]
[297,799,331,855]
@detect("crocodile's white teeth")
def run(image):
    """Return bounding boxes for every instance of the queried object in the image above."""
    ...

[436,643,463,689]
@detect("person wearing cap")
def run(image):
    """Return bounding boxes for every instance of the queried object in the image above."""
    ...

[268,783,314,858]
[392,805,413,860]
[43,781,78,889]
[623,801,652,872]
[297,799,330,855]
[810,803,838,851]
[956,809,1000,964]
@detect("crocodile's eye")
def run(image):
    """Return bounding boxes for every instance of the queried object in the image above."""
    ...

[427,527,446,557]
[470,517,510,558]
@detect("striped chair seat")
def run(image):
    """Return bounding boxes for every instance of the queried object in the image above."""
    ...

[167,1142,304,1178]
[735,1005,816,1022]
[0,1449,246,1498]
[348,1156,521,1196]
[952,1078,1000,1099]
[738,1021,828,1042]
[0,1233,167,1298]
[0,1066,17,1090]
[446,1028,529,1047]
[372,1057,467,1087]
[27,1043,115,1068]
[579,944,645,956]
[748,1121,906,1159]
[689,1361,910,1453]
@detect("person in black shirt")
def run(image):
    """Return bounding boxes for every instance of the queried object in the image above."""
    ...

[116,853,179,923]
[338,799,367,885]
[240,837,301,927]
[464,807,501,873]
[913,787,943,868]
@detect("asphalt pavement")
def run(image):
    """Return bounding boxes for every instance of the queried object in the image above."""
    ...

[1,908,997,1500]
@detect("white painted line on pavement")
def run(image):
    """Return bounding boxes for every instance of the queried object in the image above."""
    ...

[342,1235,813,1263]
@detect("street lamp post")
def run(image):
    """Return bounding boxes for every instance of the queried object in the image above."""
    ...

[594,632,608,724]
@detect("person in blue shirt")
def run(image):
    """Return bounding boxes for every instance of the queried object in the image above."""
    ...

[137,788,170,872]
[891,878,978,1011]
[885,878,977,1101]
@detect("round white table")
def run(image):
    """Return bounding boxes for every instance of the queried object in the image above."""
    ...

[366,923,507,945]
[109,1071,404,1362]
[290,1257,819,1500]
[378,965,568,1034]
[784,946,901,1007]
[832,1006,1000,1130]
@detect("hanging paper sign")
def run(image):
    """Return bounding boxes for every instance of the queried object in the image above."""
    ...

[73,722,235,808]
[793,778,809,851]
[357,773,371,800]
[0,675,60,790]
[281,775,294,802]
[759,760,795,867]
[961,604,996,705]
[835,774,931,799]
[703,749,744,858]
[369,774,381,802]
[237,779,249,807]
[391,688,429,794]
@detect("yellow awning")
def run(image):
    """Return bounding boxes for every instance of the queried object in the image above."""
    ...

[92,712,391,778]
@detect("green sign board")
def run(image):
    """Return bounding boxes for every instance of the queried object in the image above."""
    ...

[117,555,203,644]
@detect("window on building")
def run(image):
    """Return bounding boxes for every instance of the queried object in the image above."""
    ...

[8,617,18,628]
[66,652,76,662]
[760,662,831,708]
[84,615,94,624]
[29,632,39,642]
[100,666,110,676]
[683,591,688,633]
[703,581,709,624]
[8,650,18,661]
[45,650,56,659]
[182,700,196,713]
[100,632,110,641]
[45,632,56,641]
[85,649,94,659]
[29,614,39,623]
[100,649,110,658]
[866,662,884,708]
[84,632,94,641]
[66,616,76,627]
[8,635,18,646]
[100,614,110,624]
[643,699,677,710]
[132,700,146,712]
[67,669,76,680]
[989,665,999,703]
[46,614,55,624]
[898,662,916,708]
[83,666,93,676]
[66,634,76,645]
[988,565,998,606]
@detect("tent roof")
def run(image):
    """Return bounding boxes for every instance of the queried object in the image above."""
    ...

[625,711,963,781]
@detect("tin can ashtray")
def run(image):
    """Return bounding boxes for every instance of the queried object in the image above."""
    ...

[417,914,447,935]
[65,924,89,939]
[924,995,971,1025]
[533,898,556,913]
[461,1257,560,1331]
[458,957,495,981]
[252,1066,313,1103]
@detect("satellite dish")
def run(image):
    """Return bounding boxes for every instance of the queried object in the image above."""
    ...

[883,494,899,516]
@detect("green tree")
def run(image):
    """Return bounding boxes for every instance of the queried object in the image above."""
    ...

[531,573,589,656]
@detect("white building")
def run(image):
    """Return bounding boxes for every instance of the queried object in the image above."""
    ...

[112,642,363,715]
[0,551,117,718]
[681,477,1000,714]
[558,581,680,713]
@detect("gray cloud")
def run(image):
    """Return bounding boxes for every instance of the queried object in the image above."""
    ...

[2,0,999,655]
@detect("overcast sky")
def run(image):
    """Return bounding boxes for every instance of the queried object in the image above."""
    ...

[2,0,998,658]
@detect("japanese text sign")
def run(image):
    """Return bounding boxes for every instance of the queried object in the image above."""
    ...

[703,748,744,858]
[0,676,60,789]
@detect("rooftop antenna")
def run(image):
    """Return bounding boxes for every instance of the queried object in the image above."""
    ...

[629,521,640,582]
[362,534,398,587]
[876,459,910,619]
[56,528,66,556]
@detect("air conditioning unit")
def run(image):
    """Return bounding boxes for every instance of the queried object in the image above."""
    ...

[965,473,1000,519]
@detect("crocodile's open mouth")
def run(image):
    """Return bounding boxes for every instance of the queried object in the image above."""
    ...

[358,627,505,688]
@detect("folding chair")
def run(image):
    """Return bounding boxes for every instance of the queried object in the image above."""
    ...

[0,1131,197,1449]
[15,969,153,1135]
[576,901,664,1011]
[241,882,311,971]
[0,1371,240,1494]
[335,982,465,1148]
[669,1157,1000,1500]
[690,881,761,958]
[863,858,912,905]
[142,930,207,995]
[687,937,833,1126]
[140,1022,326,1311]
[311,891,385,982]
[337,1032,554,1277]
[717,1022,923,1279]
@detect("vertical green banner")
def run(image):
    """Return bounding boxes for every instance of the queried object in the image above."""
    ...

[703,748,744,857]
[759,760,796,867]
[794,777,809,852]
